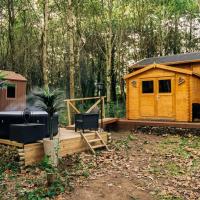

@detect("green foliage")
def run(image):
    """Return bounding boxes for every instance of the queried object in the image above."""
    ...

[16,156,67,199]
[39,156,55,174]
[59,98,126,126]
[82,170,90,178]
[0,71,7,89]
[29,87,64,139]
[1,0,200,101]
[113,134,136,150]
[29,87,64,117]
[58,108,68,126]
[19,177,65,200]
[151,134,200,179]
[0,145,20,175]
[73,156,90,178]
[105,100,126,118]
[0,71,4,81]
[164,162,183,176]
[46,178,65,197]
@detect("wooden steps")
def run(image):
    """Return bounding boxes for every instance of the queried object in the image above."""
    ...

[80,131,109,154]
[89,138,102,143]
[93,144,105,149]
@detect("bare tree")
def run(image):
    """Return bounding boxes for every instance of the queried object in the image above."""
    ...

[42,0,49,86]
[68,0,75,98]
[7,0,15,70]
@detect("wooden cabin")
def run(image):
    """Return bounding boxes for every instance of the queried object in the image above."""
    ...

[0,70,27,111]
[124,52,200,122]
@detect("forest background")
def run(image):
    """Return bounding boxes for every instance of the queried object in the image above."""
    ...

[1,0,200,117]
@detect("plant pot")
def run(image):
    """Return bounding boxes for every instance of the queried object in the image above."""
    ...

[43,138,59,167]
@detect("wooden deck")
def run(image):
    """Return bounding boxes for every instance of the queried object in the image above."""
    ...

[0,128,108,166]
[2,118,200,166]
[66,117,200,132]
[114,119,200,131]
[66,117,118,130]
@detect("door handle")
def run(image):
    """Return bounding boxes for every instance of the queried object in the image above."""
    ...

[157,95,160,100]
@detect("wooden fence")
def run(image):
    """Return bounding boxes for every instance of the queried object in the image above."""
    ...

[64,96,106,126]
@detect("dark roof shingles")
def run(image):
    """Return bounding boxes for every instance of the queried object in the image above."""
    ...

[132,52,200,68]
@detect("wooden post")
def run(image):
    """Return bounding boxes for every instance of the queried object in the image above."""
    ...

[102,97,105,118]
[64,96,107,127]
[100,96,103,129]
[67,101,71,125]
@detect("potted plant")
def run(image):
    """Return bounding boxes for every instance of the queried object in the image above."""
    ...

[30,87,64,166]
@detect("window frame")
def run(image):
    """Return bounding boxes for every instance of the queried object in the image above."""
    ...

[141,80,154,94]
[158,79,172,94]
[6,84,16,99]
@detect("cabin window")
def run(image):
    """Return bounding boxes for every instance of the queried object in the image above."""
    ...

[159,80,171,93]
[142,81,154,93]
[7,85,16,98]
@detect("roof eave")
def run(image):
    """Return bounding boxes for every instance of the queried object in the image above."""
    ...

[124,64,194,80]
[6,78,27,82]
[192,72,200,78]
[129,59,200,70]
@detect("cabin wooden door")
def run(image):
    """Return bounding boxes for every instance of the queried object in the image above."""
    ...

[140,77,175,119]
[156,77,175,119]
[140,78,156,117]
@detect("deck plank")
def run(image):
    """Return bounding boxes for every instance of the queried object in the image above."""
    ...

[24,129,107,166]
[0,139,24,147]
[0,128,108,166]
[117,119,200,130]
[66,117,118,130]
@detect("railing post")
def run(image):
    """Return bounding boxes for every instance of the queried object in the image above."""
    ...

[102,97,105,118]
[67,101,71,126]
[64,96,107,127]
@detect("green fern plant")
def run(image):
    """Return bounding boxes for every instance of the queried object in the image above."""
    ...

[29,87,64,140]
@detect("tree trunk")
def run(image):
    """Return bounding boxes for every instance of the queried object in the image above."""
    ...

[75,40,81,97]
[22,10,28,77]
[7,0,15,70]
[42,0,49,87]
[111,42,116,101]
[116,28,123,100]
[188,13,192,51]
[105,0,113,104]
[173,17,179,54]
[68,0,75,99]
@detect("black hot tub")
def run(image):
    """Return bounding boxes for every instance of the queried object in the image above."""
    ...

[0,111,58,139]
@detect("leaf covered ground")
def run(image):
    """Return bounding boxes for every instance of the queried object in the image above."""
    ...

[1,131,200,200]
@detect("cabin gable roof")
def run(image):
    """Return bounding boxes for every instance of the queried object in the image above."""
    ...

[124,64,200,80]
[130,52,200,70]
[0,70,27,82]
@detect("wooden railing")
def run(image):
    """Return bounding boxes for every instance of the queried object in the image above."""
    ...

[64,96,106,126]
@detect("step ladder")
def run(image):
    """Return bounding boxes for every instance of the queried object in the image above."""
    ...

[80,131,109,154]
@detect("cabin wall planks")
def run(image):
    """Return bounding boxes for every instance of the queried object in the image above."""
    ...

[0,70,27,111]
[125,64,200,122]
